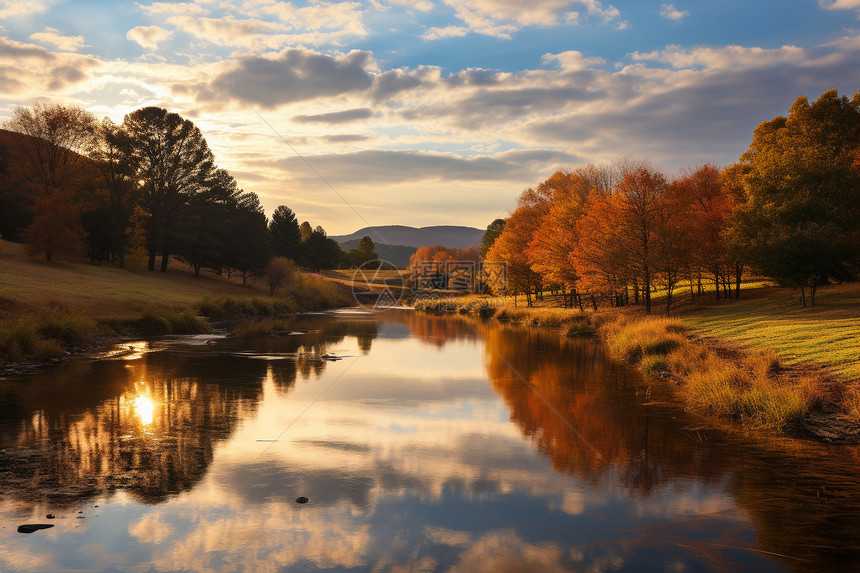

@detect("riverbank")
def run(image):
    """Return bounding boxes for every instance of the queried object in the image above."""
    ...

[0,242,349,371]
[413,286,860,440]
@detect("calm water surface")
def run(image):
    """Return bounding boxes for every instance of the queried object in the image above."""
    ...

[1,309,860,572]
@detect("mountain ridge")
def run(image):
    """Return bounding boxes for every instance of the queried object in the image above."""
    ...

[331,225,484,250]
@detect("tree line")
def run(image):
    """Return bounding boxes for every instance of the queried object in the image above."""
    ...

[0,103,380,281]
[482,89,860,310]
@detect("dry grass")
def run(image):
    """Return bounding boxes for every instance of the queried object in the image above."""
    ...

[0,242,266,321]
[0,241,348,365]
[600,315,828,429]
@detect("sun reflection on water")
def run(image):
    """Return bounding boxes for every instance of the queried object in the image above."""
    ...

[133,394,155,426]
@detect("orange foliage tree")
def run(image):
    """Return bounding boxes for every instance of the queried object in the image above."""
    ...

[526,167,612,309]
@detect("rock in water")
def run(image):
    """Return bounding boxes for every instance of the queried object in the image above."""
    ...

[18,524,54,534]
[45,514,55,519]
[295,497,309,504]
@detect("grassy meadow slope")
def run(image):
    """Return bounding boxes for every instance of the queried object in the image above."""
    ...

[0,241,348,366]
[0,242,265,321]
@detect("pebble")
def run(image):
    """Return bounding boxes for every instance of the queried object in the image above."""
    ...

[295,497,309,504]
[46,514,55,519]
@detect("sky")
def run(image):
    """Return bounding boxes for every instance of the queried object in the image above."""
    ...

[1,0,859,234]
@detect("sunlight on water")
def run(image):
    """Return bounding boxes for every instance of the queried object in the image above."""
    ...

[133,394,154,426]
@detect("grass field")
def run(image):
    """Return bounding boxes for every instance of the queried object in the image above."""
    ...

[0,242,348,365]
[682,284,860,381]
[0,242,266,320]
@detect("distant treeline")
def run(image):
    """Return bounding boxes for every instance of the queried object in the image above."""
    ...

[482,89,860,310]
[0,104,377,280]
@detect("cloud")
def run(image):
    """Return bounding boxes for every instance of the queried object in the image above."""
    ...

[0,37,100,95]
[29,27,88,52]
[180,48,375,109]
[630,43,804,69]
[293,108,374,124]
[0,0,46,18]
[262,148,574,186]
[819,0,860,9]
[126,25,173,50]
[138,1,207,17]
[541,50,606,71]
[422,25,469,40]
[434,0,622,39]
[134,1,366,50]
[258,1,367,37]
[660,3,688,21]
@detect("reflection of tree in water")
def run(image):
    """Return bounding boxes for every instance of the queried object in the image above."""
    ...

[397,312,481,347]
[473,317,860,572]
[0,318,380,508]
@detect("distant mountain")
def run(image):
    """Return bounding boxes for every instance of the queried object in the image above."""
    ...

[331,225,484,250]
[340,238,417,268]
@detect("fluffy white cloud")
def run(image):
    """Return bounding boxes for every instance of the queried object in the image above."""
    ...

[0,0,46,18]
[134,0,366,50]
[0,37,100,95]
[126,25,173,50]
[422,25,469,40]
[29,27,89,51]
[541,50,606,71]
[660,3,688,21]
[434,0,621,39]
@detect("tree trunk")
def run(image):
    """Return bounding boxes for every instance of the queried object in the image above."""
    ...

[666,283,673,316]
[160,252,169,272]
[714,270,720,300]
[735,261,742,300]
[644,266,652,314]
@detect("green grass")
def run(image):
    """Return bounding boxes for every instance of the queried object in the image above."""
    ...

[0,241,349,365]
[681,284,860,380]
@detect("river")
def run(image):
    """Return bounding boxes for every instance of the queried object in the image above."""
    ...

[1,309,859,572]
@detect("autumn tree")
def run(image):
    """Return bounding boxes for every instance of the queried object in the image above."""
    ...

[267,256,297,296]
[4,103,97,261]
[121,106,216,272]
[726,89,860,305]
[671,164,737,301]
[485,204,544,306]
[573,191,633,310]
[299,221,313,242]
[410,245,480,290]
[527,168,611,308]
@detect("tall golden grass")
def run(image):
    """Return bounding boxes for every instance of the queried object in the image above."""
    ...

[601,315,826,429]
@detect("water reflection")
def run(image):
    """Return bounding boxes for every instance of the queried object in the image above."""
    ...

[0,311,859,572]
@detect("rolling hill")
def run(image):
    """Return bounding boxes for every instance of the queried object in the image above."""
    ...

[331,225,484,250]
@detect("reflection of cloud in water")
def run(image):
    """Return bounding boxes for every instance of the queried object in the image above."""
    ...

[129,512,174,544]
[216,461,376,507]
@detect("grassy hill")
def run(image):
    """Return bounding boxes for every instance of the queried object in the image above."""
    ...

[0,242,271,320]
[0,241,348,366]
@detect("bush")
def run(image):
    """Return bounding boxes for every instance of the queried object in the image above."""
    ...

[138,308,212,336]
